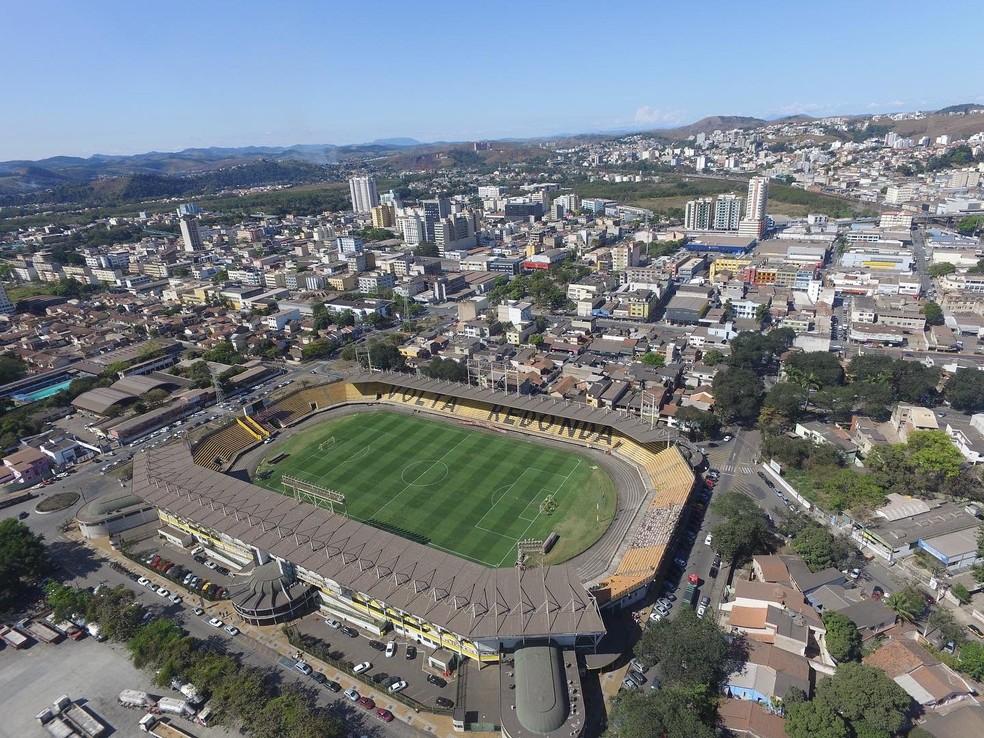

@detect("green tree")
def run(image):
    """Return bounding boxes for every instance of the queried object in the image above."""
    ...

[958,641,984,680]
[945,368,984,413]
[607,684,716,738]
[885,585,926,623]
[928,262,956,277]
[710,492,774,564]
[641,352,665,367]
[785,699,849,738]
[634,608,735,688]
[927,606,966,646]
[816,662,911,737]
[86,585,145,641]
[920,301,944,326]
[816,467,886,515]
[784,351,845,389]
[792,523,856,572]
[761,382,809,427]
[44,582,92,621]
[0,353,28,384]
[713,367,765,425]
[128,618,186,669]
[822,612,862,662]
[951,582,971,604]
[674,406,720,441]
[0,519,50,607]
[421,356,468,382]
[701,349,725,366]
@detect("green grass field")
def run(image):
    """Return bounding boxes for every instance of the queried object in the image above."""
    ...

[254,411,617,567]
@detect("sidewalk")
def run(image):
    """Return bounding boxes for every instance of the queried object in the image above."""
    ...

[83,535,457,737]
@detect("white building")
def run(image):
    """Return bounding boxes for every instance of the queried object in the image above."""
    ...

[713,193,744,231]
[348,175,380,214]
[179,215,203,252]
[685,198,713,230]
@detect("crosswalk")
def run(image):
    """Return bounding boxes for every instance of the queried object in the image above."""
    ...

[719,464,754,475]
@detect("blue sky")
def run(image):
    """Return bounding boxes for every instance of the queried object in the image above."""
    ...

[3,0,983,161]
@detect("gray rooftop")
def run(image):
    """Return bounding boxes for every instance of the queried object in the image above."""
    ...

[131,443,605,642]
[348,370,667,445]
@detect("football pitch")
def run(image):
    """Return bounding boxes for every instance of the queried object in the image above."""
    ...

[254,411,617,567]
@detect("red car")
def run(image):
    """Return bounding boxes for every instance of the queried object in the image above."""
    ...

[687,573,701,585]
[357,696,376,710]
[375,708,394,722]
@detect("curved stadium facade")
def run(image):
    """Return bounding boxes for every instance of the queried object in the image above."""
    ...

[130,373,695,665]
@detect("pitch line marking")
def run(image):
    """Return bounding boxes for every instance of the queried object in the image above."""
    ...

[368,434,468,520]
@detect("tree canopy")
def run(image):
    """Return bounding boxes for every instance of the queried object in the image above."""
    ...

[791,522,857,572]
[822,612,861,663]
[945,368,984,413]
[713,367,764,425]
[606,685,716,738]
[784,351,845,390]
[634,607,738,688]
[710,492,775,564]
[0,519,50,607]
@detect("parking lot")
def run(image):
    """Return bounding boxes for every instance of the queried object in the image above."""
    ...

[0,626,242,738]
[293,614,458,712]
[128,540,241,609]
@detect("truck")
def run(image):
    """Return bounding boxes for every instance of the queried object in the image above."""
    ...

[0,624,31,649]
[156,697,195,718]
[37,696,105,738]
[86,623,106,641]
[682,583,698,607]
[57,620,85,640]
[139,714,198,738]
[25,620,65,644]
[119,690,157,710]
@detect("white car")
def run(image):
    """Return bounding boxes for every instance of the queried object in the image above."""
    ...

[649,611,663,623]
[388,679,407,693]
[204,561,218,570]
[353,661,372,674]
[696,603,708,619]
[207,617,224,628]
[704,534,713,546]
[344,688,360,701]
[169,594,183,604]
[324,618,341,629]
[294,660,312,675]
[385,641,397,658]
[157,589,171,599]
[224,625,240,636]
[137,577,150,587]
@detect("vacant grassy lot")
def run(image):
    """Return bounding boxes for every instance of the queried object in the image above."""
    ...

[255,412,616,567]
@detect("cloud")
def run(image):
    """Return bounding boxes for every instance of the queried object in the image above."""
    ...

[633,105,685,126]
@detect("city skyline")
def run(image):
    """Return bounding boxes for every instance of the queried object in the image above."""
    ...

[3,0,983,161]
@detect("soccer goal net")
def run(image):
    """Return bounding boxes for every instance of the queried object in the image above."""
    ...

[318,437,336,451]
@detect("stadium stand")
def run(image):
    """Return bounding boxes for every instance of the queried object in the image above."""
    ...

[592,445,694,606]
[192,423,257,469]
[189,377,695,610]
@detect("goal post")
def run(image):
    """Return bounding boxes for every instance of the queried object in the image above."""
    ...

[281,474,346,513]
[318,437,336,452]
[516,537,545,567]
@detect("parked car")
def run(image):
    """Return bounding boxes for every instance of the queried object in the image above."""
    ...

[436,697,454,709]
[324,679,342,693]
[696,604,707,618]
[388,679,407,693]
[968,624,984,639]
[368,640,385,652]
[193,607,204,616]
[310,671,328,685]
[207,618,224,628]
[294,661,312,676]
[375,708,394,722]
[224,625,239,636]
[340,626,358,638]
[324,618,341,629]
[353,661,372,674]
[405,644,417,660]
[356,696,376,710]
[344,688,360,702]
[169,594,182,605]
[427,674,447,688]
[649,611,662,623]
[627,670,646,687]
[385,641,397,658]
[622,678,638,690]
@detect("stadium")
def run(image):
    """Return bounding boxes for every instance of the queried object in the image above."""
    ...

[131,372,694,682]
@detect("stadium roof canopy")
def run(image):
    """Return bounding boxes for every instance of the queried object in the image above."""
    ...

[132,443,606,642]
[71,386,138,415]
[347,370,666,445]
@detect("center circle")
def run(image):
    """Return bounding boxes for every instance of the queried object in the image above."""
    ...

[401,460,449,486]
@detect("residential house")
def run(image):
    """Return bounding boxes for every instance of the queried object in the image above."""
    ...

[865,639,975,710]
[725,641,811,707]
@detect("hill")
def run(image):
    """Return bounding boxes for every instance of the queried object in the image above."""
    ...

[655,115,768,139]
